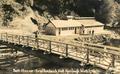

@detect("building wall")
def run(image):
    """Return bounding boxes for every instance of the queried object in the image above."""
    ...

[56,28,76,36]
[45,23,104,36]
[84,26,104,35]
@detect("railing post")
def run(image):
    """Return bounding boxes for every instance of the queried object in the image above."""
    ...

[49,41,51,53]
[18,35,21,44]
[87,49,90,63]
[1,33,2,40]
[111,55,115,68]
[36,38,39,49]
[27,36,29,46]
[104,46,107,50]
[66,44,68,57]
[12,35,14,43]
[6,33,8,41]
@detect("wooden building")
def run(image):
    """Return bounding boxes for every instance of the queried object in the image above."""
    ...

[44,19,104,36]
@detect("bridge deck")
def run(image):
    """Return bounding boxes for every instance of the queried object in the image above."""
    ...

[0,33,120,72]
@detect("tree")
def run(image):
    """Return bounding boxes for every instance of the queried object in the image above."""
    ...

[97,0,115,24]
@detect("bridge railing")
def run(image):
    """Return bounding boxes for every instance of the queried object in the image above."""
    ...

[0,33,120,70]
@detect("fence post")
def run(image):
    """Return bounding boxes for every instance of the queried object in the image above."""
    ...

[66,44,68,57]
[49,41,51,53]
[87,49,90,63]
[111,55,115,68]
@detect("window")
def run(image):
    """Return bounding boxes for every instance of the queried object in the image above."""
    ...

[65,28,68,30]
[62,27,68,31]
[62,28,64,30]
[69,27,74,30]
[58,28,61,31]
[72,27,74,30]
[69,27,71,30]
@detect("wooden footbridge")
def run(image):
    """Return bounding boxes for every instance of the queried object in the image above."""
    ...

[0,33,120,72]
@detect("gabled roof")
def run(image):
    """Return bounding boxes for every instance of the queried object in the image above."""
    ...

[50,19,104,28]
[51,19,81,28]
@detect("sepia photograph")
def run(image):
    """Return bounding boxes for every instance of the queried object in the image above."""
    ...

[0,0,120,74]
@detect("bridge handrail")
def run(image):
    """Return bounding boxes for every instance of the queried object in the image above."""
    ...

[1,33,120,70]
[0,33,120,55]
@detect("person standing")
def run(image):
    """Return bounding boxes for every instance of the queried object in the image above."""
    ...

[92,30,94,36]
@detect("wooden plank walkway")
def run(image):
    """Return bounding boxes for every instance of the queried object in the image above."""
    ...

[0,33,120,72]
